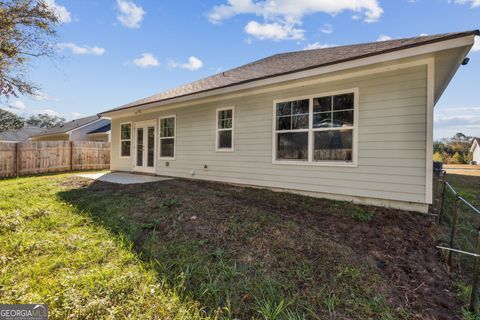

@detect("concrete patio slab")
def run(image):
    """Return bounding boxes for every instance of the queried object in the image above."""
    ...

[75,172,172,184]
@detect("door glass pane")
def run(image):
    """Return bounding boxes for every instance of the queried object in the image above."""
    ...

[147,127,154,167]
[136,127,143,166]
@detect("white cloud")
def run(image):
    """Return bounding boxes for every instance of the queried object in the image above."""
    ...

[182,57,203,71]
[39,109,62,117]
[419,33,429,37]
[208,0,383,41]
[473,36,480,52]
[320,23,333,34]
[451,0,480,8]
[303,42,337,50]
[169,57,204,71]
[44,0,72,23]
[377,34,393,41]
[116,0,145,28]
[10,100,27,110]
[32,91,57,102]
[434,106,480,139]
[59,43,106,56]
[245,21,304,40]
[133,53,160,68]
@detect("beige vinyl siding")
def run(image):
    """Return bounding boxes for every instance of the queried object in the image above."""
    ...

[111,65,427,204]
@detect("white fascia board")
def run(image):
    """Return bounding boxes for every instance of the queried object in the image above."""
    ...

[102,35,475,118]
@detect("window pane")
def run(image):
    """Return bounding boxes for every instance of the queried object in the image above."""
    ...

[292,115,308,129]
[277,116,291,131]
[292,99,309,115]
[218,130,232,149]
[333,93,354,111]
[218,118,232,129]
[314,130,353,161]
[219,109,232,120]
[121,141,131,157]
[277,132,308,160]
[313,112,332,128]
[121,124,131,140]
[333,110,354,127]
[313,96,332,113]
[160,117,175,137]
[161,138,175,157]
[276,102,291,116]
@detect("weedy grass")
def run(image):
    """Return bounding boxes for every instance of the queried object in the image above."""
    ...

[0,175,205,320]
[0,173,446,319]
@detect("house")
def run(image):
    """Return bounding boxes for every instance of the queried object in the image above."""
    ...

[0,126,46,143]
[29,115,111,142]
[100,30,479,213]
[471,138,480,164]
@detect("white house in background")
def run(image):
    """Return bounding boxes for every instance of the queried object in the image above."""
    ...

[100,30,479,213]
[471,138,480,164]
[29,115,111,142]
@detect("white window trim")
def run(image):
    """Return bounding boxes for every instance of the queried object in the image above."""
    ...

[158,115,176,160]
[272,88,359,167]
[119,121,132,158]
[215,106,235,152]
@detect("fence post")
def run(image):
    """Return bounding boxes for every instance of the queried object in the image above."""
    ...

[448,196,460,268]
[438,171,447,223]
[15,143,20,178]
[70,141,73,172]
[469,228,480,313]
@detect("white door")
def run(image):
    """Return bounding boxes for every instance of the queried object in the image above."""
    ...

[134,121,156,173]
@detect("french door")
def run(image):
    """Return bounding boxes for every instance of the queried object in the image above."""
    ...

[134,121,156,173]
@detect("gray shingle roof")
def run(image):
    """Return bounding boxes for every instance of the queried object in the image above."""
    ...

[0,126,46,142]
[33,115,100,137]
[101,30,479,115]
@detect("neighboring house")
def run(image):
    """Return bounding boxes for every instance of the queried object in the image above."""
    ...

[471,138,480,164]
[29,115,111,142]
[0,126,46,143]
[86,123,111,142]
[100,30,479,213]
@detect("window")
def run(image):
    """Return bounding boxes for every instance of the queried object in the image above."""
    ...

[274,89,357,165]
[216,107,234,151]
[159,116,175,159]
[120,122,131,157]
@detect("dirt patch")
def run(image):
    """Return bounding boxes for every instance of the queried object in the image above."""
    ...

[59,176,462,319]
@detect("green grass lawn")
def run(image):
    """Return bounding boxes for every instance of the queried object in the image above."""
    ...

[0,173,462,319]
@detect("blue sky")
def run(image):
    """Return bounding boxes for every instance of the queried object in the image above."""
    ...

[3,0,479,140]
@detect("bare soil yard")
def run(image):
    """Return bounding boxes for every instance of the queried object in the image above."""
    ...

[0,173,467,319]
[59,176,461,319]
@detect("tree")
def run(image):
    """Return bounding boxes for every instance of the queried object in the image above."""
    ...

[25,112,64,128]
[0,108,24,131]
[452,152,465,164]
[433,152,443,163]
[0,0,59,98]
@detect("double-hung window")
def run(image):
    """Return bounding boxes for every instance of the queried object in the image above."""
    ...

[120,122,131,157]
[159,116,175,159]
[274,89,358,165]
[216,107,234,151]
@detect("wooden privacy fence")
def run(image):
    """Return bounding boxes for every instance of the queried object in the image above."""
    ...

[0,141,110,178]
